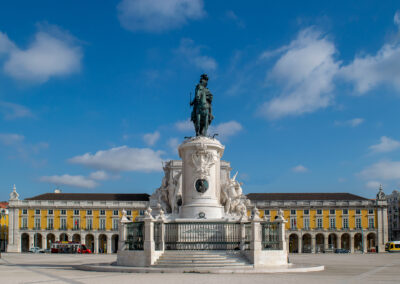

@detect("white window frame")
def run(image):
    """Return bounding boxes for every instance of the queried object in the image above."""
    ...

[112,218,119,230]
[343,217,349,229]
[329,217,336,229]
[317,217,323,228]
[34,217,41,229]
[60,217,67,230]
[86,218,93,230]
[303,217,310,229]
[100,218,106,230]
[21,217,28,229]
[47,217,54,229]
[356,217,362,229]
[290,217,297,229]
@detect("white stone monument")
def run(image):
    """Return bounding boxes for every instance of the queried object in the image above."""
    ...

[178,136,225,219]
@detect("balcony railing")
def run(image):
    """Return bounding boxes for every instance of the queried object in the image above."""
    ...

[72,227,80,231]
[46,227,54,230]
[20,226,28,230]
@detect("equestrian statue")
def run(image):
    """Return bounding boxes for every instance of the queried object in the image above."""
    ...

[190,74,214,136]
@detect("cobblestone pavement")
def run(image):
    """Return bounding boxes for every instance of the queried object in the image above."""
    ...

[0,253,399,284]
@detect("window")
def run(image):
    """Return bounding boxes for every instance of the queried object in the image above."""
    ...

[113,219,119,230]
[113,210,119,216]
[343,218,349,229]
[126,210,132,216]
[47,218,54,229]
[356,209,361,215]
[74,210,80,216]
[60,218,67,230]
[290,209,296,215]
[356,217,362,229]
[139,210,145,216]
[317,217,323,229]
[369,217,374,228]
[48,209,53,215]
[368,209,374,214]
[329,217,336,229]
[22,209,27,215]
[100,210,106,216]
[34,218,41,229]
[61,209,66,215]
[342,209,348,215]
[21,217,28,229]
[100,219,106,230]
[264,210,270,216]
[329,209,335,215]
[35,209,40,215]
[303,217,310,229]
[73,218,80,229]
[303,209,309,215]
[290,217,297,229]
[87,210,92,216]
[86,218,93,230]
[317,209,322,215]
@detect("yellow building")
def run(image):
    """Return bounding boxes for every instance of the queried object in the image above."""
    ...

[248,189,388,253]
[7,187,148,253]
[6,185,388,254]
[0,202,8,252]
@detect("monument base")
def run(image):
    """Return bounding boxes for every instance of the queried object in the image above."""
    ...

[180,203,224,219]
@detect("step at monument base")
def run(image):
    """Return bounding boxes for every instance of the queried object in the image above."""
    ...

[153,251,251,268]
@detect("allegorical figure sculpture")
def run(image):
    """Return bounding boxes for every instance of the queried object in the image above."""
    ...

[190,74,214,136]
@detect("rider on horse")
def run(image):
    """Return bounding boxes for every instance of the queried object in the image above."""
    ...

[190,74,214,136]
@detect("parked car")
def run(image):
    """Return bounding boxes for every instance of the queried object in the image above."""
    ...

[334,248,350,253]
[28,247,45,253]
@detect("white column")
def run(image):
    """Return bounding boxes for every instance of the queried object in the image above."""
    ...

[144,217,155,266]
[106,235,112,254]
[350,234,354,253]
[311,235,316,253]
[298,234,302,253]
[338,234,342,249]
[94,235,99,254]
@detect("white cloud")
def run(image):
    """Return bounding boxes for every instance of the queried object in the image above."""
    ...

[292,164,308,173]
[89,170,110,181]
[369,136,400,153]
[0,133,24,145]
[143,131,160,146]
[167,137,180,154]
[334,118,364,127]
[209,121,243,140]
[339,12,400,94]
[366,180,381,189]
[340,43,400,94]
[394,10,400,28]
[40,174,98,189]
[175,38,217,71]
[68,146,163,172]
[0,101,34,120]
[117,0,205,32]
[175,119,192,132]
[359,160,400,180]
[0,32,16,54]
[259,28,340,119]
[2,24,82,83]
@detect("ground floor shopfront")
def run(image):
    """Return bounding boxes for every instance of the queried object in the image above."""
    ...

[286,230,379,253]
[19,230,119,254]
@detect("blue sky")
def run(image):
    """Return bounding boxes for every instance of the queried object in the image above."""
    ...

[1,0,400,201]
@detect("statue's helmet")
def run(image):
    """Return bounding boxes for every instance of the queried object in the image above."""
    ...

[200,73,209,82]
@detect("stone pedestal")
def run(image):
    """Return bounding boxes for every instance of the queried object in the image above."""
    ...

[178,137,225,219]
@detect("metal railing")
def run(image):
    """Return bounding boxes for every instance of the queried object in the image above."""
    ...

[154,222,162,251]
[244,223,251,250]
[126,222,144,250]
[164,222,241,250]
[261,222,280,250]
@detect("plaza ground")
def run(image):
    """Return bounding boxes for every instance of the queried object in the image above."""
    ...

[0,253,399,284]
